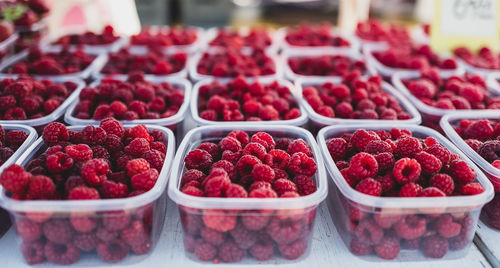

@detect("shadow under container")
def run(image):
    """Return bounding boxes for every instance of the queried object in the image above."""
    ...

[168,125,327,264]
[440,111,500,231]
[0,125,175,265]
[317,124,494,261]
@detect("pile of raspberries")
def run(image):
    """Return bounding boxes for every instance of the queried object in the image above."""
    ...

[0,75,78,120]
[288,55,366,77]
[403,68,500,110]
[196,49,276,77]
[454,46,500,70]
[100,48,187,75]
[130,26,198,47]
[303,73,412,120]
[285,23,350,47]
[209,28,272,50]
[0,125,29,165]
[180,130,317,262]
[197,76,301,122]
[372,45,458,70]
[355,20,412,46]
[6,48,96,75]
[54,25,120,46]
[73,72,184,120]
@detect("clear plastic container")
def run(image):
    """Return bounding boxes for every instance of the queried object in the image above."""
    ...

[44,29,127,54]
[0,47,107,80]
[456,57,500,78]
[189,48,282,82]
[0,76,85,132]
[204,26,279,54]
[363,43,465,79]
[0,34,19,64]
[440,111,500,230]
[64,76,191,134]
[295,77,422,130]
[486,73,500,96]
[190,78,308,127]
[0,124,175,265]
[168,125,327,264]
[276,27,360,54]
[127,26,204,55]
[317,124,494,261]
[283,49,376,82]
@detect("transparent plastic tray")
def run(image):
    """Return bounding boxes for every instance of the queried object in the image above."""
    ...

[0,124,37,174]
[363,43,465,79]
[0,34,18,63]
[65,76,191,128]
[0,76,85,128]
[276,27,360,54]
[204,26,279,54]
[317,124,494,261]
[295,77,421,127]
[486,73,500,95]
[44,28,127,54]
[190,78,308,126]
[168,125,327,264]
[0,124,175,265]
[456,57,500,77]
[0,47,107,80]
[127,26,204,55]
[283,49,376,82]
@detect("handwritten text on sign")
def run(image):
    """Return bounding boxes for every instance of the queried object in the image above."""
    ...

[441,0,497,37]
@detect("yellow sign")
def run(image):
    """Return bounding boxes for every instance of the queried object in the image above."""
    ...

[430,0,500,53]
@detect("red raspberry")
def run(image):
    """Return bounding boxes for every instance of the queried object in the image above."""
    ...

[126,125,153,142]
[131,168,159,191]
[374,236,400,260]
[399,182,423,197]
[251,163,275,182]
[436,214,461,238]
[351,130,381,151]
[243,142,267,160]
[414,151,442,174]
[16,218,42,241]
[266,217,305,245]
[348,152,378,180]
[287,139,312,157]
[202,209,237,232]
[465,139,482,152]
[121,220,148,247]
[100,117,125,138]
[241,213,271,231]
[219,136,242,152]
[374,152,395,172]
[200,227,225,246]
[28,175,55,199]
[354,218,383,245]
[424,145,451,166]
[249,187,278,198]
[68,186,100,200]
[211,160,236,181]
[236,155,262,176]
[419,187,446,197]
[225,183,248,197]
[44,242,80,265]
[92,145,110,159]
[185,149,213,171]
[249,181,272,192]
[182,186,204,196]
[289,152,317,176]
[478,141,500,162]
[375,173,395,193]
[349,237,372,256]
[228,130,250,147]
[0,164,32,193]
[449,160,476,184]
[104,134,123,153]
[355,178,382,196]
[392,158,421,184]
[74,233,99,252]
[221,149,242,165]
[273,178,298,196]
[218,239,245,263]
[264,149,290,169]
[274,168,289,180]
[204,175,231,197]
[64,144,93,162]
[294,175,316,196]
[459,182,485,195]
[194,241,217,261]
[81,159,109,186]
[394,215,426,239]
[46,152,74,173]
[181,169,206,186]
[142,149,164,171]
[373,213,402,229]
[197,142,220,159]
[80,126,107,145]
[96,226,118,241]
[70,214,97,233]
[229,223,257,249]
[365,140,392,155]
[100,180,128,199]
[464,120,494,140]
[126,158,150,177]
[96,239,128,263]
[21,240,45,265]
[42,122,69,145]
[429,173,454,195]
[43,219,74,244]
[421,235,449,258]
[150,141,167,154]
[278,239,307,260]
[251,132,275,152]
[5,130,28,147]
[327,138,348,161]
[396,137,422,157]
[124,138,150,156]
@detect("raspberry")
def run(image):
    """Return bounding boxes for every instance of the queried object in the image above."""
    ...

[16,218,42,241]
[414,151,442,174]
[21,240,45,265]
[419,187,446,197]
[251,132,275,152]
[0,164,32,193]
[249,239,273,261]
[422,235,449,258]
[102,211,131,231]
[266,217,305,244]
[185,149,213,171]
[355,178,382,196]
[374,236,400,260]
[194,241,217,261]
[225,183,248,198]
[120,220,148,247]
[182,186,204,196]
[249,187,278,198]
[273,179,298,196]
[81,159,109,186]
[354,218,383,245]
[126,125,153,142]
[436,214,461,238]
[211,160,236,181]
[42,123,69,145]
[288,152,317,176]
[221,150,242,165]
[365,140,392,154]
[251,163,275,182]
[429,174,455,195]
[219,136,242,153]
[27,175,55,201]
[228,130,250,147]
[464,120,494,140]
[70,214,97,233]
[202,209,237,232]
[278,239,307,260]
[68,186,100,200]
[293,175,316,196]
[80,126,107,145]
[392,158,421,184]
[104,134,123,152]
[126,158,150,177]
[228,223,256,249]
[124,138,150,157]
[465,139,482,152]
[373,213,402,229]
[349,237,372,256]
[204,175,231,197]
[91,145,110,159]
[374,152,395,172]
[478,141,500,162]
[218,239,246,263]
[96,226,118,241]
[399,182,423,197]
[44,242,80,265]
[326,138,347,161]
[5,130,28,147]
[449,160,476,184]
[394,215,426,239]
[351,130,381,151]
[348,152,378,180]
[396,137,422,157]
[249,181,272,192]
[375,174,395,193]
[197,142,220,159]
[181,169,206,186]
[459,182,485,195]
[74,233,99,252]
[424,145,451,166]
[131,168,159,191]
[150,141,167,154]
[100,180,129,198]
[236,155,262,176]
[43,219,74,244]
[65,144,93,162]
[243,142,267,160]
[97,239,128,263]
[287,139,312,157]
[46,152,74,173]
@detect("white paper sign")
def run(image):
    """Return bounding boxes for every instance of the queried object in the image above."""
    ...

[440,0,497,37]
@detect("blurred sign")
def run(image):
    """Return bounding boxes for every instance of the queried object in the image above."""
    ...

[430,0,500,52]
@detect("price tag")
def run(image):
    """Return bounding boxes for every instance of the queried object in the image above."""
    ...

[430,0,500,52]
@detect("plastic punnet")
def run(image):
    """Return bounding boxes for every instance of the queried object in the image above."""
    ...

[128,25,204,55]
[277,27,360,54]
